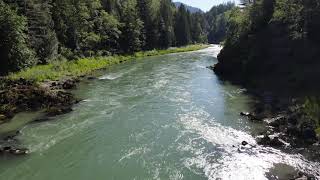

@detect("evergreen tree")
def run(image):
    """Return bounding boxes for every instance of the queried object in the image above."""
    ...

[206,3,234,43]
[137,0,159,50]
[174,4,191,46]
[120,0,144,53]
[0,0,215,74]
[24,0,58,63]
[158,0,174,48]
[52,0,121,57]
[190,13,207,43]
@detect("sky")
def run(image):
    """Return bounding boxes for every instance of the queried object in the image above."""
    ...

[173,0,239,12]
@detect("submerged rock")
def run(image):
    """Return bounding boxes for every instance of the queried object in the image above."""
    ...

[206,65,215,71]
[240,112,262,121]
[87,76,97,80]
[240,112,251,116]
[0,146,29,156]
[46,106,73,116]
[242,141,249,146]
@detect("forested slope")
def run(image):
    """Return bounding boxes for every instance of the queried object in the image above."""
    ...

[214,0,320,92]
[0,0,235,75]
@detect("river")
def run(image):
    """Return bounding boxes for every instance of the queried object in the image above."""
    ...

[0,46,319,180]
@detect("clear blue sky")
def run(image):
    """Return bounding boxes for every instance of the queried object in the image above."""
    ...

[173,0,239,12]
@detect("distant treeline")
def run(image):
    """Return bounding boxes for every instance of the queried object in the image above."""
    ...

[0,0,234,75]
[215,0,320,91]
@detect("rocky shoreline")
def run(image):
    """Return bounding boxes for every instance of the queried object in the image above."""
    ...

[0,77,85,155]
[208,65,320,159]
[240,93,320,165]
[0,78,80,121]
[233,92,320,179]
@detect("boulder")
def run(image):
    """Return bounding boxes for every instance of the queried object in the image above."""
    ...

[242,141,249,146]
[62,79,77,89]
[240,112,251,116]
[257,135,285,147]
[87,76,96,80]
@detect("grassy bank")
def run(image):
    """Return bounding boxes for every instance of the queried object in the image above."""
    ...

[8,44,210,82]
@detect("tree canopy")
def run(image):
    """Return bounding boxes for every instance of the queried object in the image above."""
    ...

[215,0,320,91]
[0,0,233,75]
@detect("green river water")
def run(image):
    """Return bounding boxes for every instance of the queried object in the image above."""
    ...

[0,46,319,180]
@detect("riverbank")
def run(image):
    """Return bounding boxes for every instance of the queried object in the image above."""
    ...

[208,44,320,153]
[210,67,320,163]
[240,93,320,149]
[0,44,210,135]
[8,45,210,82]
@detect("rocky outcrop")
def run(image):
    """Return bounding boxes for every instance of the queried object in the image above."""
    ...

[264,114,318,147]
[257,134,286,147]
[0,78,79,120]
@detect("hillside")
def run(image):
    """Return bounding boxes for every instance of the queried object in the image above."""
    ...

[174,2,203,13]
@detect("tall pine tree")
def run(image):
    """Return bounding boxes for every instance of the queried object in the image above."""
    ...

[159,0,174,48]
[120,0,144,53]
[174,4,191,46]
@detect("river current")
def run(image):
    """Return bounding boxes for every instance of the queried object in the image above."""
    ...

[0,46,319,180]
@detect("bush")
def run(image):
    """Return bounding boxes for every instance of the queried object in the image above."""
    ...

[303,96,320,127]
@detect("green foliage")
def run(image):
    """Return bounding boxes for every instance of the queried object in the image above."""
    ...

[120,0,144,53]
[223,8,250,46]
[215,0,320,93]
[24,0,59,64]
[8,44,209,82]
[206,3,235,43]
[174,4,191,46]
[52,0,121,55]
[303,97,320,127]
[158,0,174,48]
[0,1,36,75]
[0,0,213,75]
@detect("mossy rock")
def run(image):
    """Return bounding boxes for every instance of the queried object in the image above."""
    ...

[316,128,320,135]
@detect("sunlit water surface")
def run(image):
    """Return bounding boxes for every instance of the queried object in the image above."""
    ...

[0,46,319,180]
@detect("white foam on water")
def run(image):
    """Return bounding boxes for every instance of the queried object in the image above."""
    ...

[177,108,320,180]
[197,44,223,58]
[99,73,124,80]
[99,66,139,80]
[118,147,150,163]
